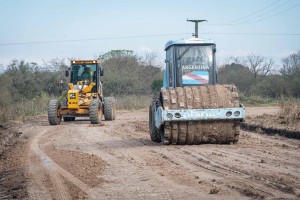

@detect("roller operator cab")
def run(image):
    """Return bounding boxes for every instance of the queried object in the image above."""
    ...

[149,38,245,145]
[48,60,116,125]
[163,38,217,88]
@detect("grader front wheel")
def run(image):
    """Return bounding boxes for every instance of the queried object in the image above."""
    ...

[48,100,62,125]
[89,99,102,124]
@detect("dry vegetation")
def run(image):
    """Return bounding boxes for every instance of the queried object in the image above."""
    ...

[280,100,300,125]
[116,95,151,110]
[0,50,299,124]
[0,95,51,124]
[0,51,162,124]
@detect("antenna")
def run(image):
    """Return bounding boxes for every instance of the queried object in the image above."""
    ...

[187,19,207,38]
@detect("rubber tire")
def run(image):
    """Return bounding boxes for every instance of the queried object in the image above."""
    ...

[89,99,102,124]
[112,98,116,120]
[63,117,75,122]
[62,97,68,107]
[104,97,116,121]
[48,100,62,125]
[149,100,161,143]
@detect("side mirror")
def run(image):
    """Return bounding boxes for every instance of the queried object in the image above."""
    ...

[93,71,97,79]
[65,70,69,77]
[56,80,65,87]
[100,68,104,76]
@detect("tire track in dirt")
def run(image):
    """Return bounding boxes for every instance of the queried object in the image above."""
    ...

[68,124,224,199]
[88,125,246,199]
[152,148,275,198]
[18,110,299,199]
[171,147,290,198]
[29,129,71,199]
[166,140,298,198]
[100,117,299,199]
[28,127,98,199]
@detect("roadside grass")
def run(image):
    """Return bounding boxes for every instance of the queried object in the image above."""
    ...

[1,93,298,125]
[240,95,300,107]
[116,95,151,110]
[0,95,152,125]
[279,100,300,125]
[240,95,280,106]
[0,95,51,125]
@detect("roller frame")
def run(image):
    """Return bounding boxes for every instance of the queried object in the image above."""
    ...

[155,106,245,129]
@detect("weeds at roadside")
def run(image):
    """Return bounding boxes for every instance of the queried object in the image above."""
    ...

[116,95,151,110]
[279,100,300,125]
[0,94,52,124]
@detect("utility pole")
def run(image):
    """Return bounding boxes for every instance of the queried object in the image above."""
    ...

[187,19,207,38]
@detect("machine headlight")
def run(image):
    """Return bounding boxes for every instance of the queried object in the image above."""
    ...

[174,113,181,118]
[226,111,232,117]
[234,111,240,116]
[166,113,173,119]
[70,93,76,99]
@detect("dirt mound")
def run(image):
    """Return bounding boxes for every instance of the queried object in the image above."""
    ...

[0,123,23,156]
[45,147,106,187]
[0,134,29,199]
[243,114,300,139]
[279,101,300,125]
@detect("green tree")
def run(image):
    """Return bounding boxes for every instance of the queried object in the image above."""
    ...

[218,63,255,95]
[99,50,163,97]
[99,50,134,61]
[249,75,290,98]
[280,51,300,97]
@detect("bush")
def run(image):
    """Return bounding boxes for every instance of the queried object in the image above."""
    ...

[100,50,163,97]
[240,95,279,106]
[218,63,255,96]
[116,95,151,110]
[249,75,290,98]
[0,94,51,124]
[279,100,300,125]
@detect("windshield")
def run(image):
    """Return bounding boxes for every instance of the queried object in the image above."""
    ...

[71,64,97,84]
[176,45,213,85]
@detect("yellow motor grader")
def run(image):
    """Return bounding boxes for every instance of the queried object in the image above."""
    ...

[48,60,116,125]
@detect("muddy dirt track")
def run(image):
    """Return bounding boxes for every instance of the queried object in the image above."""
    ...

[1,107,300,199]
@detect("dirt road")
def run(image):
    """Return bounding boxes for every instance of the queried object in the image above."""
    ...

[1,107,299,199]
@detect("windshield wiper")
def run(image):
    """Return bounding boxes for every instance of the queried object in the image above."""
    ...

[177,45,192,60]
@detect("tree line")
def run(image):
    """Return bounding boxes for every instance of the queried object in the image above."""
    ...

[0,49,299,122]
[218,51,300,98]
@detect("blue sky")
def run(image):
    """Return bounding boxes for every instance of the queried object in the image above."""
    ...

[0,0,299,66]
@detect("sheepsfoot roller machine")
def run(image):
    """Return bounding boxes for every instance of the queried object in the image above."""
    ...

[149,20,245,145]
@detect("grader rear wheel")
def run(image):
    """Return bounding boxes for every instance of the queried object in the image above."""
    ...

[48,100,62,125]
[89,99,102,124]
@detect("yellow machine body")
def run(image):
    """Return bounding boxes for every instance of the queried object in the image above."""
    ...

[58,60,103,116]
[48,59,116,125]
